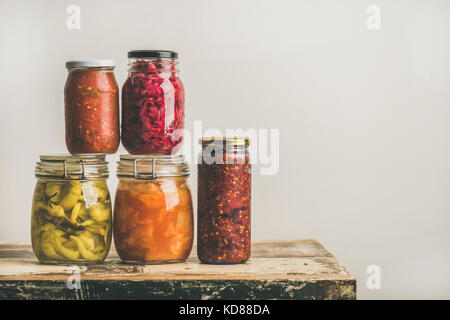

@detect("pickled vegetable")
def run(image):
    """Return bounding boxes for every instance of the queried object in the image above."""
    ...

[31,179,112,264]
[121,57,185,155]
[113,179,193,263]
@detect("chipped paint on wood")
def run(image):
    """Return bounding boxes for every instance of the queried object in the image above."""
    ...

[0,240,356,300]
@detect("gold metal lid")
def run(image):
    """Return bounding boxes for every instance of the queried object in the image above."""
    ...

[199,137,250,146]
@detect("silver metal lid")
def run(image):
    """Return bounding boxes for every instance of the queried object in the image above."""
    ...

[65,60,116,69]
[117,155,189,180]
[35,154,109,180]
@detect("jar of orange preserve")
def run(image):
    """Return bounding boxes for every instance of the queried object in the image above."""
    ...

[113,155,193,264]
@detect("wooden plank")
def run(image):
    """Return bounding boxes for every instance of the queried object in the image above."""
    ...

[0,240,356,300]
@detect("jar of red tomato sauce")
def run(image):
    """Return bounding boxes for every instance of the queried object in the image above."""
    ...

[64,60,120,154]
[114,155,193,264]
[197,137,251,264]
[121,50,185,155]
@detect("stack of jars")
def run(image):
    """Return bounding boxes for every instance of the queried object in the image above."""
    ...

[31,50,251,265]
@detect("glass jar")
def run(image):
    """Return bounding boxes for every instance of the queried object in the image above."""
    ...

[121,50,185,155]
[197,137,252,264]
[64,60,120,154]
[31,154,112,264]
[114,155,193,264]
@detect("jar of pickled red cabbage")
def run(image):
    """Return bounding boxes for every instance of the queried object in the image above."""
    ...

[64,60,120,154]
[121,50,185,155]
[114,155,193,263]
[197,137,251,264]
[31,154,112,264]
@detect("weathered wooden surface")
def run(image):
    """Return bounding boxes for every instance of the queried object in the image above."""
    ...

[0,240,356,300]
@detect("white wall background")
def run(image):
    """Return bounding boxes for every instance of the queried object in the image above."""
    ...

[1,0,449,299]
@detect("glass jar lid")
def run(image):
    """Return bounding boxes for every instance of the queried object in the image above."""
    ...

[35,154,108,180]
[200,137,250,147]
[117,155,189,180]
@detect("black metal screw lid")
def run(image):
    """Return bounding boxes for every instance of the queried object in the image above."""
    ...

[128,50,178,59]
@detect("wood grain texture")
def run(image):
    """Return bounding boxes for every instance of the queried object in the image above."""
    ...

[0,240,356,300]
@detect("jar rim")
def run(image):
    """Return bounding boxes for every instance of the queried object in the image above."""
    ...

[117,154,189,180]
[35,154,109,180]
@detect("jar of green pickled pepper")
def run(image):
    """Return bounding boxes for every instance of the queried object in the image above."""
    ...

[31,154,112,264]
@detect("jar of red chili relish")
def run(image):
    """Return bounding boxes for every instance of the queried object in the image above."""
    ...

[197,137,251,264]
[64,60,120,155]
[121,50,185,155]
